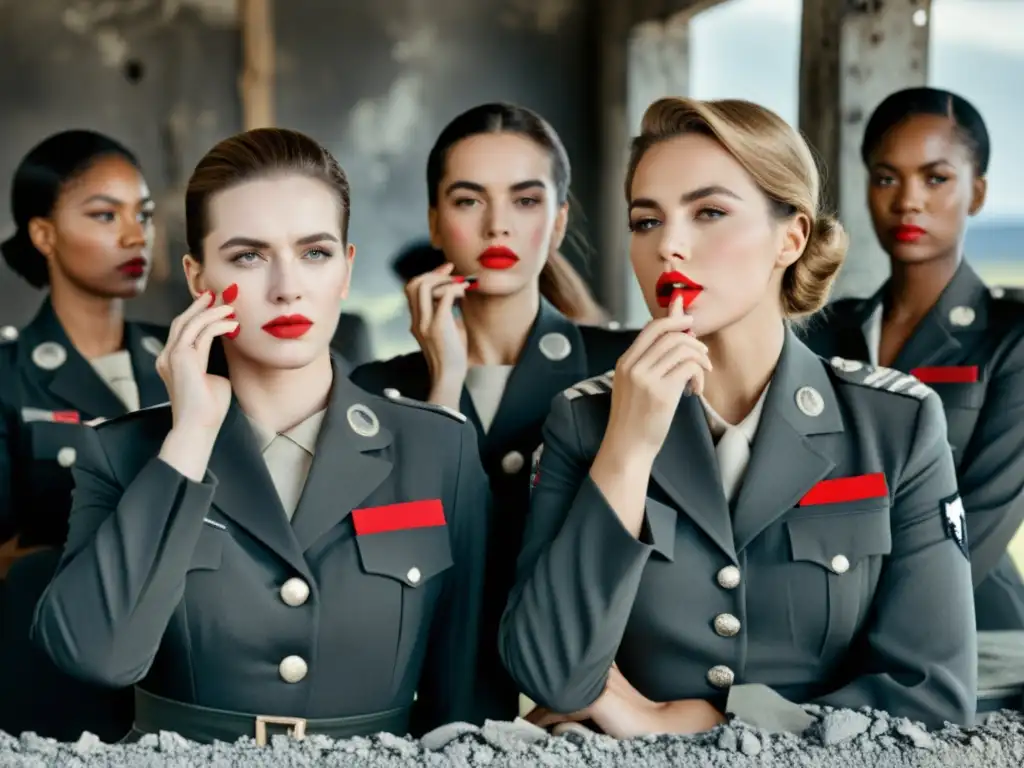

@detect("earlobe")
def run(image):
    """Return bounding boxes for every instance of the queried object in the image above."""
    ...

[968,177,988,217]
[181,253,206,299]
[427,208,441,249]
[27,218,54,259]
[340,243,355,300]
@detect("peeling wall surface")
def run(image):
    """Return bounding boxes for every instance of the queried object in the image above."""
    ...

[0,0,596,357]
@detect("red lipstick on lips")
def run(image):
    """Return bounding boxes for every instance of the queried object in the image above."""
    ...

[655,271,702,309]
[117,257,147,278]
[261,314,313,339]
[893,224,926,243]
[478,245,519,270]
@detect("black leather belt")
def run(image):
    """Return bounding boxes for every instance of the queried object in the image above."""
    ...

[130,687,411,745]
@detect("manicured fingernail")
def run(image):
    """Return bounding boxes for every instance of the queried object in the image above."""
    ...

[206,291,216,308]
[226,312,236,320]
[225,324,240,340]
[452,276,466,284]
[221,283,238,304]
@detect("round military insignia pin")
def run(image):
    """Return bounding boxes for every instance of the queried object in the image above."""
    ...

[795,386,824,417]
[347,403,380,438]
[948,306,975,327]
[141,336,165,356]
[539,332,572,361]
[32,341,67,370]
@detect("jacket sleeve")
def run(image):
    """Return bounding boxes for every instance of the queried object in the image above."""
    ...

[410,422,491,733]
[31,425,218,688]
[811,391,977,727]
[499,393,658,714]
[956,328,1024,585]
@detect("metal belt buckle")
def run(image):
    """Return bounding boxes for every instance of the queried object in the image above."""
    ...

[254,715,307,746]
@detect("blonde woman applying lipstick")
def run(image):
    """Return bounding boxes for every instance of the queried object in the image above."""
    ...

[33,128,491,743]
[351,103,636,721]
[0,130,165,742]
[499,97,976,737]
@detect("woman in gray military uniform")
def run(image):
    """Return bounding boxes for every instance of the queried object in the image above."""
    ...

[500,97,976,736]
[0,130,166,741]
[32,128,491,744]
[351,103,634,720]
[800,88,1024,633]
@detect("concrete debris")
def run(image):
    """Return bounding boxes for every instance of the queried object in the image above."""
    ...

[2,708,1023,767]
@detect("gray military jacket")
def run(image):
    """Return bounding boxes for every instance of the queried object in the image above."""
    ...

[32,357,491,736]
[500,328,976,729]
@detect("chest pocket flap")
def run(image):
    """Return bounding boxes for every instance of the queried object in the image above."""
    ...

[787,505,893,572]
[356,525,453,588]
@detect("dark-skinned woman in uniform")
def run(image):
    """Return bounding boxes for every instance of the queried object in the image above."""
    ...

[351,103,634,721]
[500,97,976,738]
[32,128,491,744]
[0,130,167,741]
[800,88,1024,633]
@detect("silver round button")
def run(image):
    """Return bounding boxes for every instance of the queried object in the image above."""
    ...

[713,614,741,637]
[830,554,850,574]
[501,451,525,475]
[716,566,741,590]
[57,446,77,468]
[991,287,1006,299]
[795,386,825,417]
[948,306,975,327]
[383,388,401,399]
[707,665,735,689]
[278,655,308,683]
[830,356,863,373]
[0,325,18,341]
[280,577,310,607]
[538,332,572,361]
[407,567,421,585]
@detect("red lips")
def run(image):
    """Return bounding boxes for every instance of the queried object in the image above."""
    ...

[655,271,702,309]
[893,225,926,243]
[117,257,147,278]
[261,314,313,339]
[478,245,519,270]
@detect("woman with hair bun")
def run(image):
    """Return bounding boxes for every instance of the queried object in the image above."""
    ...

[802,86,1024,632]
[0,130,168,568]
[500,97,976,737]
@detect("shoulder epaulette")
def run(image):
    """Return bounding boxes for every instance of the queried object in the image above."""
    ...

[381,388,467,423]
[990,285,1024,303]
[561,370,615,402]
[828,357,932,400]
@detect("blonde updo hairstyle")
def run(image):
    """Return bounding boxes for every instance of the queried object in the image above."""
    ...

[625,98,848,318]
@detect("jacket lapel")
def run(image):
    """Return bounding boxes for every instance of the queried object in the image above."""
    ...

[892,261,988,371]
[650,394,736,563]
[290,358,394,552]
[731,329,842,552]
[124,324,169,407]
[23,299,128,419]
[207,401,313,580]
[479,300,588,458]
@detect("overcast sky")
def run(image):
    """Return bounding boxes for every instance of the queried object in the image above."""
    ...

[687,0,1022,222]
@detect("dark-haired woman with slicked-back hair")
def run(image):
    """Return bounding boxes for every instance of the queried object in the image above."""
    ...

[0,129,165,743]
[32,128,491,743]
[351,102,634,720]
[801,86,1024,632]
[501,96,975,737]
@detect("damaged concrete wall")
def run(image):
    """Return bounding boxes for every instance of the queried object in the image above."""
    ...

[0,0,597,357]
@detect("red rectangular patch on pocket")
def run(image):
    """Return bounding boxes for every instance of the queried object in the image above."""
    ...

[910,366,979,384]
[352,500,445,535]
[799,473,888,506]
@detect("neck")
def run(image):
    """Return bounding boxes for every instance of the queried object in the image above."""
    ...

[459,283,541,366]
[700,299,785,425]
[226,349,334,433]
[48,277,126,359]
[885,250,961,324]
